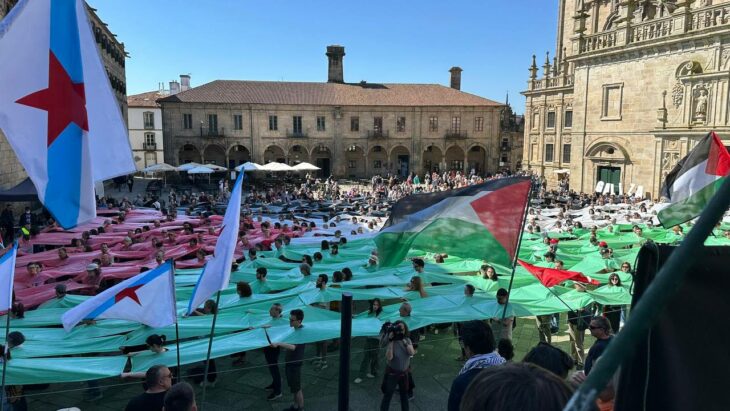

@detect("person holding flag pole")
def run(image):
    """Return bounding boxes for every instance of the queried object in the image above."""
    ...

[186,172,244,408]
[0,243,17,411]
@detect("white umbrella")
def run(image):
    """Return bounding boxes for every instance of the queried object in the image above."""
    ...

[142,163,177,173]
[177,162,204,171]
[291,162,321,171]
[187,165,215,184]
[235,162,262,172]
[203,163,228,171]
[260,162,294,172]
[187,166,215,174]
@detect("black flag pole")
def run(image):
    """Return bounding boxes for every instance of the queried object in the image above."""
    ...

[200,290,222,410]
[501,182,533,320]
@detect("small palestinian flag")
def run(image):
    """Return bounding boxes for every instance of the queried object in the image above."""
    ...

[658,132,730,228]
[518,260,599,288]
[374,177,531,267]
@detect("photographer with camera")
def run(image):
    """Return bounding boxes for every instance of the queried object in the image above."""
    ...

[379,320,415,411]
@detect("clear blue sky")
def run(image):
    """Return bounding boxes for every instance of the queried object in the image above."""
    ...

[87,0,558,114]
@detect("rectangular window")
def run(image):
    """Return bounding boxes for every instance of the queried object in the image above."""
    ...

[545,143,554,162]
[207,114,218,133]
[396,116,406,132]
[429,116,438,132]
[451,116,461,132]
[144,133,155,145]
[143,112,154,129]
[316,116,326,131]
[233,114,243,130]
[562,144,571,163]
[547,112,556,128]
[183,113,192,129]
[293,116,302,134]
[373,117,383,133]
[269,115,278,131]
[564,110,573,128]
[374,160,382,169]
[350,116,359,132]
[348,160,356,169]
[474,116,484,132]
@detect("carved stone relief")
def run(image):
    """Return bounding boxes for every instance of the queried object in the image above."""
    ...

[563,135,572,144]
[671,82,683,108]
[545,135,555,143]
[661,151,680,172]
[665,138,679,151]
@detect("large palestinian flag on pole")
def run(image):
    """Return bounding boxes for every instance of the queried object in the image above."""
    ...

[658,132,730,228]
[374,177,531,267]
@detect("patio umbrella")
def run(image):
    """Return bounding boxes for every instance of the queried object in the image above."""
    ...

[203,163,228,172]
[235,162,262,172]
[141,163,176,184]
[260,162,294,172]
[291,162,321,171]
[142,163,177,172]
[177,162,204,171]
[187,165,215,184]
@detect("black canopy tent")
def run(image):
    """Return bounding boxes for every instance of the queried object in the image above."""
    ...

[0,178,38,202]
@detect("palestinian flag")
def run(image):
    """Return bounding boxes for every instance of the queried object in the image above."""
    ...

[658,132,730,228]
[518,260,599,288]
[374,177,531,267]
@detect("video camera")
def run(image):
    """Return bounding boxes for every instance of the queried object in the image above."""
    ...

[381,321,406,341]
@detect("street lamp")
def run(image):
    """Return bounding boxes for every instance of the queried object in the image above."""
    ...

[199,120,204,137]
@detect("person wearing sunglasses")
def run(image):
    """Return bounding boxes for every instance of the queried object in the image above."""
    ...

[584,316,613,375]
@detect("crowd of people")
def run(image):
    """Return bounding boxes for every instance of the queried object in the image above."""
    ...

[0,168,724,410]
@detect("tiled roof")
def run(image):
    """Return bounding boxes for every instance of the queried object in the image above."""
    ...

[127,91,165,108]
[157,80,502,107]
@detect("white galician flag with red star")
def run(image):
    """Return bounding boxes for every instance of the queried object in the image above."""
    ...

[61,261,177,331]
[0,0,135,229]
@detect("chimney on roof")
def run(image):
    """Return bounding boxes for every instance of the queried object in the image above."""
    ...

[180,74,191,91]
[169,80,180,95]
[449,67,463,91]
[326,45,345,83]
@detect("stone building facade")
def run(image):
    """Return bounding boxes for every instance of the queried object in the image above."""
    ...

[160,46,517,179]
[128,91,166,169]
[523,0,730,199]
[0,2,127,190]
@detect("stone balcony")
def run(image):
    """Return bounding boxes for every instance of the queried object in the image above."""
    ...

[576,3,730,56]
[527,74,574,92]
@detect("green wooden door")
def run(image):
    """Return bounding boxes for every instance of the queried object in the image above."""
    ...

[597,166,620,194]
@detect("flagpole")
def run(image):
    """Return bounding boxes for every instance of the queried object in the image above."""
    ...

[170,260,182,383]
[501,180,533,320]
[200,290,222,410]
[0,310,10,411]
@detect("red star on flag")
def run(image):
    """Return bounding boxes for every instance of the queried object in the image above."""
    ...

[16,51,89,147]
[115,284,144,306]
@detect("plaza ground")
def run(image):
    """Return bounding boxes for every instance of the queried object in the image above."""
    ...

[26,314,581,410]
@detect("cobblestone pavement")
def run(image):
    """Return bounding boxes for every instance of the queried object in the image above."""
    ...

[26,314,581,411]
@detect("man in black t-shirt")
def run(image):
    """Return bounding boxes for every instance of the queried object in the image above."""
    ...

[271,309,305,411]
[125,365,172,411]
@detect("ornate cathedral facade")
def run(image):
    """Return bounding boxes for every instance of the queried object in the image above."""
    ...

[523,0,730,198]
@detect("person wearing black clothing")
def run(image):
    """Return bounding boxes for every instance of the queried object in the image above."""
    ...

[125,365,172,411]
[380,320,415,411]
[270,309,305,411]
[0,204,14,244]
[263,303,283,401]
[17,207,32,228]
[584,316,613,375]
